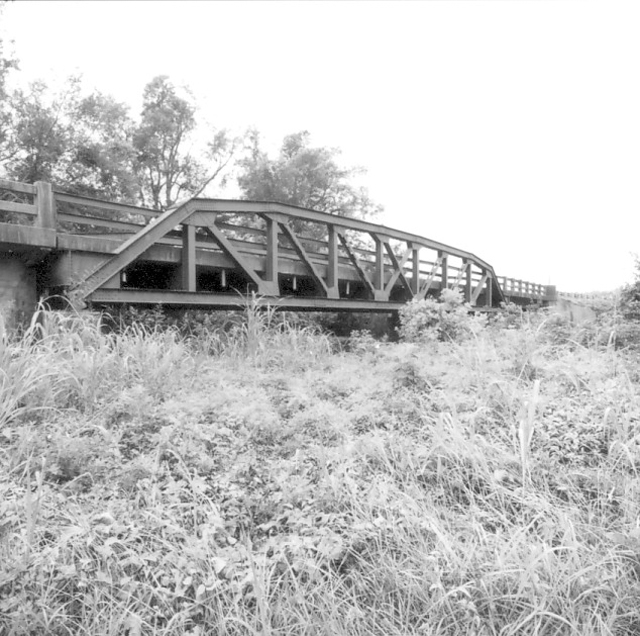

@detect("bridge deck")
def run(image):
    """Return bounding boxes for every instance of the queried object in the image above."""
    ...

[0,178,555,312]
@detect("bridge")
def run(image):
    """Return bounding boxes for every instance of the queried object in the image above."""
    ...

[0,178,556,318]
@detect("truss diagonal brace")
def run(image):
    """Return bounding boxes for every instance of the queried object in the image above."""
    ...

[470,271,490,305]
[266,215,335,298]
[416,257,443,300]
[204,224,279,295]
[383,242,414,297]
[450,260,470,290]
[337,232,376,298]
[74,199,198,298]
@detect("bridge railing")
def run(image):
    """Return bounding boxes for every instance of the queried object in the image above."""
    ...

[0,178,37,220]
[0,179,58,247]
[500,277,548,301]
[558,291,616,301]
[0,178,556,307]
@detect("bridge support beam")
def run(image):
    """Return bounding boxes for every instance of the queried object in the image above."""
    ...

[440,252,448,289]
[372,235,388,301]
[485,275,493,307]
[326,225,339,297]
[181,225,196,292]
[264,216,279,284]
[411,247,420,294]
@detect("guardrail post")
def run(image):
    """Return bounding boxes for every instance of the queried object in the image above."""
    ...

[35,181,55,230]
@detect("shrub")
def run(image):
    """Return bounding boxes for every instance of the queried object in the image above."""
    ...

[398,289,485,343]
[347,329,383,355]
[490,301,524,330]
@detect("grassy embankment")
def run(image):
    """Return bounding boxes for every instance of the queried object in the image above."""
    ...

[1,297,640,635]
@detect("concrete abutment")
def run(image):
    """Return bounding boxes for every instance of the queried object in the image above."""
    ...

[0,253,40,328]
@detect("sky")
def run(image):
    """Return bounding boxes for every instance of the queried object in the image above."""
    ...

[2,0,640,293]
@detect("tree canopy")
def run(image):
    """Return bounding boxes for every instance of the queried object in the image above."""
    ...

[0,6,19,166]
[133,76,237,210]
[0,40,380,222]
[4,78,138,201]
[237,130,382,220]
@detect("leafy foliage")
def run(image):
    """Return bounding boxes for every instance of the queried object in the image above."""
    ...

[3,302,640,634]
[237,130,382,226]
[0,72,238,209]
[0,10,18,164]
[133,76,237,210]
[2,77,138,200]
[616,256,640,348]
[398,288,485,343]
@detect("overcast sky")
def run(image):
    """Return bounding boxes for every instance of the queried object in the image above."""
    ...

[2,1,639,292]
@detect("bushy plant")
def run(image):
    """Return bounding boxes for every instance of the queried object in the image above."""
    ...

[610,256,640,348]
[4,299,640,635]
[346,329,383,355]
[620,256,640,310]
[398,289,485,343]
[490,301,524,330]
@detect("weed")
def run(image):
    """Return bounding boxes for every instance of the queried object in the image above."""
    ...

[1,303,640,635]
[398,289,485,343]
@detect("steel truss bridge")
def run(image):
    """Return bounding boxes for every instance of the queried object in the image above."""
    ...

[0,179,556,313]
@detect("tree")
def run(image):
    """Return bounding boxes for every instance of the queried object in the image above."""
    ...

[3,78,138,202]
[3,79,73,183]
[64,91,138,201]
[133,75,237,210]
[2,72,236,209]
[0,4,19,165]
[0,2,15,98]
[237,130,382,220]
[620,256,640,319]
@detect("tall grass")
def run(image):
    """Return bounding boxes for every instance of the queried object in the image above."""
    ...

[188,294,333,369]
[1,301,640,634]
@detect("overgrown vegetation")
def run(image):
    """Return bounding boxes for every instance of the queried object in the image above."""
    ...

[2,296,640,635]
